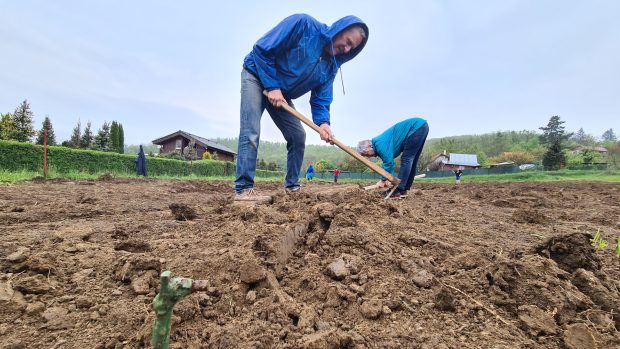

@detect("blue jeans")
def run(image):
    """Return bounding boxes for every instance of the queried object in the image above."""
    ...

[397,122,429,191]
[235,68,306,192]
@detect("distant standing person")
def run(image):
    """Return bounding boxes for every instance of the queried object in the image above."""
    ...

[233,14,369,202]
[306,164,314,181]
[356,118,429,199]
[333,168,341,183]
[135,145,147,177]
[453,169,463,184]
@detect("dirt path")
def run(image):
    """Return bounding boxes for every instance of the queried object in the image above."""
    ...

[1,179,619,348]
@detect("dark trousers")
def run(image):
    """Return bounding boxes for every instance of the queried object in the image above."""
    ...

[397,122,429,191]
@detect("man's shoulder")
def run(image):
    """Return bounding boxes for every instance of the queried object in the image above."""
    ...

[286,13,322,26]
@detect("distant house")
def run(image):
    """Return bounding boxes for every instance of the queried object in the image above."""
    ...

[572,146,608,155]
[427,151,480,171]
[152,130,236,162]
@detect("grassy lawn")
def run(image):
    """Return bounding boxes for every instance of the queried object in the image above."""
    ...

[1,169,619,185]
[419,169,620,183]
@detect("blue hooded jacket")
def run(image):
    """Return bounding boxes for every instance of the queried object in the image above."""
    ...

[243,14,369,126]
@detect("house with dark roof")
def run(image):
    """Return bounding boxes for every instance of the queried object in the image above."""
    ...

[152,130,236,162]
[427,151,481,171]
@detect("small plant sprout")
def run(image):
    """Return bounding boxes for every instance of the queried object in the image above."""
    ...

[616,236,620,257]
[590,228,608,250]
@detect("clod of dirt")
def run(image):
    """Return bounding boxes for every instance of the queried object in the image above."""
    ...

[10,207,25,213]
[491,199,517,208]
[13,275,53,295]
[360,300,383,319]
[572,268,620,316]
[6,248,29,263]
[77,195,97,204]
[113,240,152,253]
[239,260,266,284]
[314,202,338,221]
[41,306,74,330]
[517,305,558,336]
[131,270,159,295]
[324,254,362,281]
[0,281,27,312]
[325,257,349,281]
[113,256,161,283]
[411,269,434,288]
[512,208,547,224]
[486,255,593,324]
[434,287,456,312]
[301,329,354,348]
[534,233,601,273]
[563,323,597,349]
[169,203,197,221]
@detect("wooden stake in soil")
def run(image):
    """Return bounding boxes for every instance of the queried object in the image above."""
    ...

[43,129,47,179]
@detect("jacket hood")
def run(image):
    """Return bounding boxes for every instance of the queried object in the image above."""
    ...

[324,16,369,66]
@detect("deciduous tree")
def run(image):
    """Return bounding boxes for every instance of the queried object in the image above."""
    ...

[0,113,15,140]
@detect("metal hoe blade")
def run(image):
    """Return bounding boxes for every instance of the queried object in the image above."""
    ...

[384,185,398,199]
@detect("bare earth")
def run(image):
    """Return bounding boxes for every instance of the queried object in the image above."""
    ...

[1,179,619,349]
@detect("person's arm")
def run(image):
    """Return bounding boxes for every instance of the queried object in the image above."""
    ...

[376,147,395,181]
[310,78,336,142]
[252,15,307,92]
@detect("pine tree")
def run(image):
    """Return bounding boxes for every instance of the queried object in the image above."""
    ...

[80,121,94,149]
[571,127,595,146]
[118,123,124,153]
[35,116,57,145]
[539,115,571,170]
[69,120,81,148]
[0,113,15,140]
[602,128,617,142]
[542,140,566,170]
[11,100,36,142]
[93,121,111,151]
[572,128,586,144]
[110,121,119,153]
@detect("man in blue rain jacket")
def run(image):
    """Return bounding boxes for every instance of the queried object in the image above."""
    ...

[235,14,369,202]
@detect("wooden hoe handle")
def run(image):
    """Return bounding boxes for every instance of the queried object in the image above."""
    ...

[262,90,399,185]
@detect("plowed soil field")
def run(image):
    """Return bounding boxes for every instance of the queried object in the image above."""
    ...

[1,179,619,348]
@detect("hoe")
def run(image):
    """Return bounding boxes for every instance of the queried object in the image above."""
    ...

[263,90,401,198]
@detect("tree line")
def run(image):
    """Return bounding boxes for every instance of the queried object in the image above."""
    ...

[0,100,125,153]
[215,116,618,172]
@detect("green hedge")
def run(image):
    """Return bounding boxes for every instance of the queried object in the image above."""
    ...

[0,140,282,178]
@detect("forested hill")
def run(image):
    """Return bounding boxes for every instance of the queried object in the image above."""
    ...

[214,129,549,170]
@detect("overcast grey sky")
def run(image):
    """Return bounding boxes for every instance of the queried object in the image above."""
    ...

[1,1,618,146]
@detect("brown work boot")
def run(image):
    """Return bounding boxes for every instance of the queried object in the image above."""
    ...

[234,188,273,204]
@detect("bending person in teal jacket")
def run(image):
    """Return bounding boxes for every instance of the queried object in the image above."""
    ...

[235,14,369,202]
[357,118,429,199]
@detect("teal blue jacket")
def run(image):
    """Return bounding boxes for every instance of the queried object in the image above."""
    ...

[372,118,427,177]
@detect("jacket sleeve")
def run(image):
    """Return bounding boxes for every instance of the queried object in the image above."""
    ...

[253,15,307,91]
[378,147,395,180]
[310,78,334,125]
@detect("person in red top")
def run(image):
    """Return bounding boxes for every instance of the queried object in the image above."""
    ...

[333,168,341,183]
